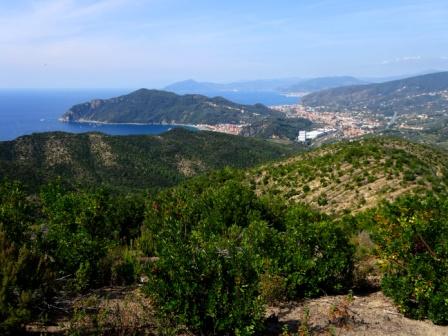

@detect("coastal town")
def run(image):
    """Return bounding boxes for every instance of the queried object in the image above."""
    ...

[196,123,247,135]
[274,104,384,141]
[196,103,386,143]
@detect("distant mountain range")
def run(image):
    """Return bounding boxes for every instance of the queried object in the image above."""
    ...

[165,77,368,95]
[301,72,448,116]
[61,89,280,125]
[279,76,368,94]
[165,71,446,97]
[164,78,302,93]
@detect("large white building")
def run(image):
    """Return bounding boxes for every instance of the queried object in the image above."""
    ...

[297,131,307,142]
[296,128,336,142]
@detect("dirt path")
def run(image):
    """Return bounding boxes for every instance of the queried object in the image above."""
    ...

[266,292,448,335]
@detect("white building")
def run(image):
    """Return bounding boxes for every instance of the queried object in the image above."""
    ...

[297,128,336,142]
[297,131,307,142]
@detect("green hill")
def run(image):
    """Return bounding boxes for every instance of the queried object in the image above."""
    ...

[245,137,448,214]
[61,89,280,125]
[301,72,448,116]
[3,134,448,334]
[0,128,298,192]
[240,117,313,141]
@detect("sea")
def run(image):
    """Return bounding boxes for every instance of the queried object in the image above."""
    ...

[0,89,300,141]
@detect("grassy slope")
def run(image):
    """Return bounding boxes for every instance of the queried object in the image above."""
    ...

[246,137,448,214]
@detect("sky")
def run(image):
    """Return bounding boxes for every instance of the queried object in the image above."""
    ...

[1,0,448,88]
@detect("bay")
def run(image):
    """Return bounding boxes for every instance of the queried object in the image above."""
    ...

[0,89,298,141]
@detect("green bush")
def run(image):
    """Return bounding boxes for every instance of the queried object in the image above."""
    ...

[142,181,355,333]
[0,181,53,334]
[0,231,53,334]
[280,205,354,298]
[143,182,269,335]
[371,195,448,324]
[39,185,127,291]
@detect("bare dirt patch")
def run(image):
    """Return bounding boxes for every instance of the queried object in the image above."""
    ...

[266,292,448,336]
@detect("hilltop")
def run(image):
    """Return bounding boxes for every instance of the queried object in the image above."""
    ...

[0,128,298,192]
[240,117,313,141]
[246,137,448,214]
[301,72,448,116]
[61,89,279,125]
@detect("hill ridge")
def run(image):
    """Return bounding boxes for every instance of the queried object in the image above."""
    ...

[61,89,279,125]
[246,136,448,214]
[301,71,448,116]
[0,129,298,192]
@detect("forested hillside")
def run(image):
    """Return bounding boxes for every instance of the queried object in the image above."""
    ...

[1,136,448,335]
[0,128,298,192]
[61,89,280,125]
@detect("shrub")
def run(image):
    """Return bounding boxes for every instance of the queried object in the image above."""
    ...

[143,182,270,335]
[0,182,53,334]
[371,195,448,324]
[39,186,119,291]
[0,231,53,334]
[259,274,286,304]
[279,205,354,298]
[148,227,265,335]
[317,195,328,206]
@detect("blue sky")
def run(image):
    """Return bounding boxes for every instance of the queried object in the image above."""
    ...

[1,0,448,88]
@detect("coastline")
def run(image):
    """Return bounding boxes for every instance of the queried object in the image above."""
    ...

[59,118,249,135]
[59,118,202,130]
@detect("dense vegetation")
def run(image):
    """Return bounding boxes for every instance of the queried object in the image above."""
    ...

[0,128,298,192]
[1,136,448,334]
[356,194,448,324]
[0,181,145,334]
[302,71,448,116]
[61,89,280,125]
[0,176,355,335]
[240,117,313,141]
[140,177,353,334]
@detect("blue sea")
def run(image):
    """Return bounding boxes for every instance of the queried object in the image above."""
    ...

[0,89,299,141]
